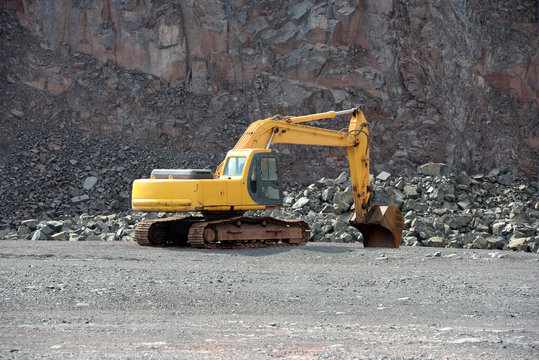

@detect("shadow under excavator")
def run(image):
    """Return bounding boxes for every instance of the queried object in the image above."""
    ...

[159,243,360,257]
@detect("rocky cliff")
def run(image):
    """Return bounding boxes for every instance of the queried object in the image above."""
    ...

[0,0,537,224]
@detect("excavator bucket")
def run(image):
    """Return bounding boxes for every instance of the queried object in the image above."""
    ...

[349,205,404,248]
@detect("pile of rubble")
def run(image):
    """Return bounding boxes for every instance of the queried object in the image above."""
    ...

[269,163,538,252]
[1,163,538,253]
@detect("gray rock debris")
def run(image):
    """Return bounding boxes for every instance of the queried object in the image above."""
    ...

[83,176,99,190]
[376,171,391,181]
[2,163,538,253]
[1,211,161,243]
[252,163,538,253]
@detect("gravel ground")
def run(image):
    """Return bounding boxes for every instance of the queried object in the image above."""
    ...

[0,241,538,359]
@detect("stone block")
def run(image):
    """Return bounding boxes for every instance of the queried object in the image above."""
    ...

[51,232,69,240]
[331,219,349,233]
[17,226,31,236]
[376,171,391,181]
[335,172,349,184]
[39,225,54,236]
[418,163,450,177]
[486,236,507,250]
[457,214,473,227]
[506,238,527,251]
[83,176,98,190]
[402,236,418,246]
[21,219,38,230]
[292,197,310,209]
[426,236,444,247]
[69,233,81,241]
[470,236,487,249]
[403,185,418,199]
[455,171,471,185]
[71,195,90,203]
[337,232,353,243]
[31,230,48,241]
[46,220,64,232]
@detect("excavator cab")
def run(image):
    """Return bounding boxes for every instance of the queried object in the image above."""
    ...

[219,149,283,206]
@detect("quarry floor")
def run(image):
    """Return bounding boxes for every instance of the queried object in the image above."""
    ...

[0,241,538,359]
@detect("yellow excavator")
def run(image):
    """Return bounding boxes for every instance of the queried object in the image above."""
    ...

[131,108,403,248]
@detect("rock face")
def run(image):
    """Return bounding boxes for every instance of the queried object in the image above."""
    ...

[0,1,537,226]
[3,0,538,173]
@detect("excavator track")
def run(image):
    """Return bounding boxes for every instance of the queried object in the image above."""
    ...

[135,215,204,246]
[135,215,310,249]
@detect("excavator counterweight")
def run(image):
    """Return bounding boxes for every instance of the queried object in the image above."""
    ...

[131,108,403,249]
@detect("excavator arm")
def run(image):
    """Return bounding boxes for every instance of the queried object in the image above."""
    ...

[216,108,404,248]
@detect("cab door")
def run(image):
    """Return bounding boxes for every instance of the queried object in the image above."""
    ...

[247,152,283,205]
[221,155,246,206]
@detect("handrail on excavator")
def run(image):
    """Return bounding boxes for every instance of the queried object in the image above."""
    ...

[287,108,357,124]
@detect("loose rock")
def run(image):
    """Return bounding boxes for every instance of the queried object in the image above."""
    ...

[2,162,538,254]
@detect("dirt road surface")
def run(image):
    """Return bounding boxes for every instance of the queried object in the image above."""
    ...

[0,241,537,359]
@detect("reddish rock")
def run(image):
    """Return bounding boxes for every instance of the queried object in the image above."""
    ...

[487,58,539,106]
[1,0,537,181]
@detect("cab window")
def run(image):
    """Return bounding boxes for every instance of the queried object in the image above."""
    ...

[223,157,246,176]
[260,157,278,181]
